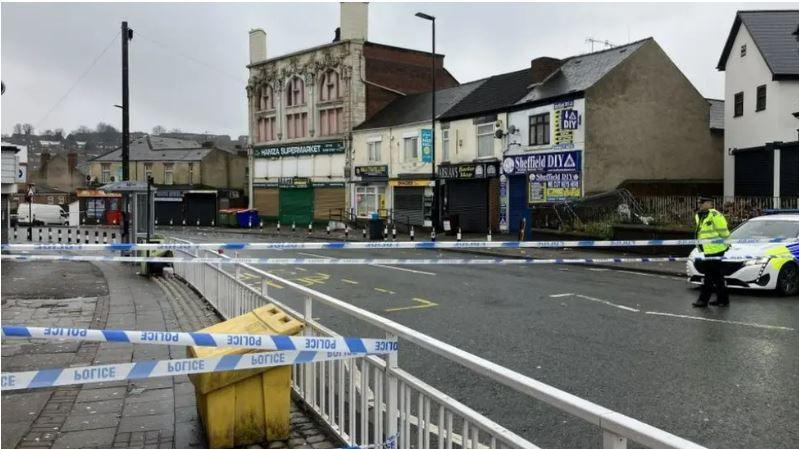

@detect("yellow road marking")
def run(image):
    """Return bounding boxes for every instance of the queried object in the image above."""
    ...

[296,267,307,272]
[374,287,395,295]
[385,298,438,313]
[341,279,359,285]
[294,273,330,286]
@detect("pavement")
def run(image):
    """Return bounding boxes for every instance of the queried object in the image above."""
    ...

[159,227,799,449]
[1,258,342,449]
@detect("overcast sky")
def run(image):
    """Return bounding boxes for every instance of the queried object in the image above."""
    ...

[0,2,786,137]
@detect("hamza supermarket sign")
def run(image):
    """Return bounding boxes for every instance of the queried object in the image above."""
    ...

[254,140,345,158]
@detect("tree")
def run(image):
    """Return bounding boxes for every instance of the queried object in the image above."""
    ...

[151,125,166,135]
[22,123,34,135]
[169,128,182,133]
[54,128,64,139]
[75,125,91,135]
[96,122,118,134]
[44,129,54,137]
[13,123,22,135]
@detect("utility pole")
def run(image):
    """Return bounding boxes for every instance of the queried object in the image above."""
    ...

[121,21,133,243]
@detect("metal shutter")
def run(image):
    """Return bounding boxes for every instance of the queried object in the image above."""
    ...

[735,150,773,196]
[185,194,217,226]
[313,187,345,220]
[447,180,488,233]
[279,188,314,226]
[393,187,425,226]
[780,148,799,197]
[254,188,279,217]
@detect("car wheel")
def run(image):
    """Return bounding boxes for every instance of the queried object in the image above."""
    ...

[777,263,799,296]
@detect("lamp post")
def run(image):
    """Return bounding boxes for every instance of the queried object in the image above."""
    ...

[415,11,438,231]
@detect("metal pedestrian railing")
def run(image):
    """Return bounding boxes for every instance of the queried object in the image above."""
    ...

[167,236,706,449]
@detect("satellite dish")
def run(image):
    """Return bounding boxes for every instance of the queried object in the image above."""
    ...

[494,129,505,139]
[508,125,518,134]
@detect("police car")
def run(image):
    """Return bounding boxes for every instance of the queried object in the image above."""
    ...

[686,212,799,296]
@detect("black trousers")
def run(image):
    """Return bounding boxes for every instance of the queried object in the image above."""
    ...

[695,255,729,303]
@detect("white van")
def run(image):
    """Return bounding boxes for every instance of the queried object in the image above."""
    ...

[16,203,68,225]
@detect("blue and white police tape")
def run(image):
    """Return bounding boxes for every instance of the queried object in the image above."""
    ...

[2,253,692,265]
[1,349,362,391]
[2,326,398,354]
[3,237,798,252]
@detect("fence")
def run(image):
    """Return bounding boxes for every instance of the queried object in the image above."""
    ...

[635,195,799,227]
[167,236,705,449]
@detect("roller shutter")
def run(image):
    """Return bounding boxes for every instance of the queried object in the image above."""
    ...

[734,150,773,196]
[313,187,345,220]
[393,187,424,226]
[155,201,183,226]
[780,148,799,197]
[279,188,313,226]
[447,180,488,233]
[185,193,217,226]
[254,188,279,217]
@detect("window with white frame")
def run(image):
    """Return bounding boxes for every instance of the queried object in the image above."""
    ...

[164,163,174,185]
[403,136,419,161]
[355,185,385,217]
[441,129,450,161]
[476,123,494,157]
[101,164,111,183]
[368,140,381,162]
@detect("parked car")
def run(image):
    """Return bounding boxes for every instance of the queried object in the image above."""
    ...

[686,213,799,296]
[15,203,68,226]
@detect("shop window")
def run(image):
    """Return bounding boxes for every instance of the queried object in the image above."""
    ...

[164,163,174,185]
[356,185,385,218]
[368,140,381,162]
[403,136,418,161]
[441,129,450,161]
[101,163,111,183]
[529,113,550,146]
[734,92,744,117]
[87,198,105,219]
[476,123,494,157]
[756,85,766,112]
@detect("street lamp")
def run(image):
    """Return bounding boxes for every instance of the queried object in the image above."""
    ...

[415,11,438,231]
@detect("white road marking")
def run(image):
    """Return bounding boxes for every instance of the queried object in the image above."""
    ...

[549,293,575,298]
[644,311,795,332]
[371,264,436,276]
[574,294,641,312]
[588,268,609,272]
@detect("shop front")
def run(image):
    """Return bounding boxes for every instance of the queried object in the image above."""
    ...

[76,189,122,225]
[439,162,499,233]
[499,149,583,233]
[390,178,434,228]
[352,165,389,219]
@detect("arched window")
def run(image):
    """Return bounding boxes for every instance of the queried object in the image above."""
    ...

[260,85,275,111]
[319,70,341,102]
[285,77,306,107]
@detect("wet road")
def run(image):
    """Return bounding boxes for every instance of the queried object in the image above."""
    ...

[168,230,799,449]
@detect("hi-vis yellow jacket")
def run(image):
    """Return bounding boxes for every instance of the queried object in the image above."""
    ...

[695,208,730,255]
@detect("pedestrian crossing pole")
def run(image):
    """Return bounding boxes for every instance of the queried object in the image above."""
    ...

[292,221,296,232]
[487,228,492,242]
[13,226,17,242]
[169,218,173,226]
[431,228,436,242]
[67,228,71,244]
[362,228,366,239]
[344,225,349,240]
[259,221,263,232]
[48,227,52,242]
[392,227,397,241]
[457,227,462,242]
[277,222,281,234]
[58,229,62,243]
[410,226,415,241]
[103,232,107,244]
[94,231,99,244]
[307,222,312,235]
[326,224,330,235]
[111,232,117,244]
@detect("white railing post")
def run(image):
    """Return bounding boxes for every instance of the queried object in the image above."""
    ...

[603,431,627,449]
[386,332,399,445]
[261,277,269,298]
[304,295,314,401]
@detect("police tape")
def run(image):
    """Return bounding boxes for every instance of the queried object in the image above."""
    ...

[2,326,399,354]
[2,253,693,265]
[3,237,798,252]
[1,349,363,391]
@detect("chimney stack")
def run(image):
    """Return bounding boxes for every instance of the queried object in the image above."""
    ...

[530,57,564,85]
[67,152,78,173]
[249,28,267,64]
[340,2,368,41]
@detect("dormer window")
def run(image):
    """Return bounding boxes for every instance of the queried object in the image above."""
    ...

[740,44,746,57]
[286,77,306,107]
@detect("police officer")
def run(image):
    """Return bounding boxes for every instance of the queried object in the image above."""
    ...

[693,197,731,307]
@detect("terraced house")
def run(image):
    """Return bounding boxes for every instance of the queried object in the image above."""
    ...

[246,2,458,225]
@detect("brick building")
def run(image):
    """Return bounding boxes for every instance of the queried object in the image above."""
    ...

[247,2,458,225]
